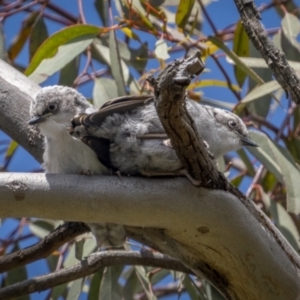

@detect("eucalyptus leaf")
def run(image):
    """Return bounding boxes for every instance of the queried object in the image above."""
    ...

[248,131,300,214]
[183,275,201,300]
[281,12,300,61]
[29,37,94,84]
[109,29,126,96]
[99,266,123,300]
[0,23,7,62]
[29,16,48,60]
[247,131,283,182]
[26,24,102,78]
[66,278,85,300]
[59,56,79,87]
[175,0,195,30]
[75,239,85,261]
[155,39,170,60]
[123,268,139,300]
[92,39,130,84]
[246,44,272,117]
[270,201,300,252]
[88,270,104,300]
[233,20,249,87]
[241,81,281,104]
[94,0,108,26]
[93,78,118,108]
[8,11,39,61]
[5,245,30,300]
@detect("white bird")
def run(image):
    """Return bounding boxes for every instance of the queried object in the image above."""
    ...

[69,94,258,178]
[28,85,126,249]
[28,85,257,247]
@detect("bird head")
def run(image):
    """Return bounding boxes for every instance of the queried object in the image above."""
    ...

[213,107,258,154]
[202,107,258,158]
[28,86,94,137]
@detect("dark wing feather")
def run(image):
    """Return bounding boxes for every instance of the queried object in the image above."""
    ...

[81,136,114,170]
[81,95,154,127]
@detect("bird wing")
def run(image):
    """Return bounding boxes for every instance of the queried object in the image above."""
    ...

[80,136,114,170]
[84,95,154,126]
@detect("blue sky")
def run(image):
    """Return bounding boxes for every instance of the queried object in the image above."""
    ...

[1,0,299,299]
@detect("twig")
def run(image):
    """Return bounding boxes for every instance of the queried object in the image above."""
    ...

[0,250,191,299]
[0,222,89,273]
[233,0,300,104]
[211,54,241,101]
[77,0,86,24]
[147,52,225,187]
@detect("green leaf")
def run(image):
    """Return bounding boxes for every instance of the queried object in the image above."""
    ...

[51,283,68,300]
[272,145,300,214]
[154,38,170,60]
[29,219,55,239]
[270,201,300,252]
[233,56,300,70]
[115,40,148,72]
[5,244,30,300]
[59,56,80,87]
[99,266,123,300]
[26,25,103,82]
[248,131,300,214]
[233,20,249,87]
[189,79,241,92]
[236,148,256,176]
[66,278,85,300]
[94,0,108,26]
[8,11,39,61]
[241,80,281,103]
[88,270,104,300]
[183,275,200,300]
[92,38,130,84]
[75,239,85,261]
[230,173,244,187]
[247,132,283,182]
[281,12,300,61]
[175,0,195,30]
[29,16,48,60]
[134,5,156,32]
[109,29,126,96]
[64,238,96,268]
[123,268,139,300]
[134,265,157,300]
[4,140,18,162]
[121,28,141,41]
[0,23,7,61]
[246,44,273,118]
[93,78,118,108]
[208,36,264,84]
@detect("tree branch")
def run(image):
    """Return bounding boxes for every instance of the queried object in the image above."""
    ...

[1,59,300,299]
[0,250,190,299]
[233,0,300,104]
[0,222,90,273]
[147,52,226,188]
[0,60,42,162]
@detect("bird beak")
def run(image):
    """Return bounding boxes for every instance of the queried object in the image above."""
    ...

[28,116,43,125]
[28,113,52,125]
[240,135,258,147]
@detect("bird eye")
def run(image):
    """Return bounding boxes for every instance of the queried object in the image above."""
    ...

[48,103,57,111]
[228,120,237,128]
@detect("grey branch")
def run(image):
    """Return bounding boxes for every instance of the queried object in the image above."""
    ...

[147,52,225,187]
[1,59,300,299]
[0,222,90,273]
[233,0,300,104]
[0,250,190,299]
[0,60,43,162]
[1,172,300,299]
